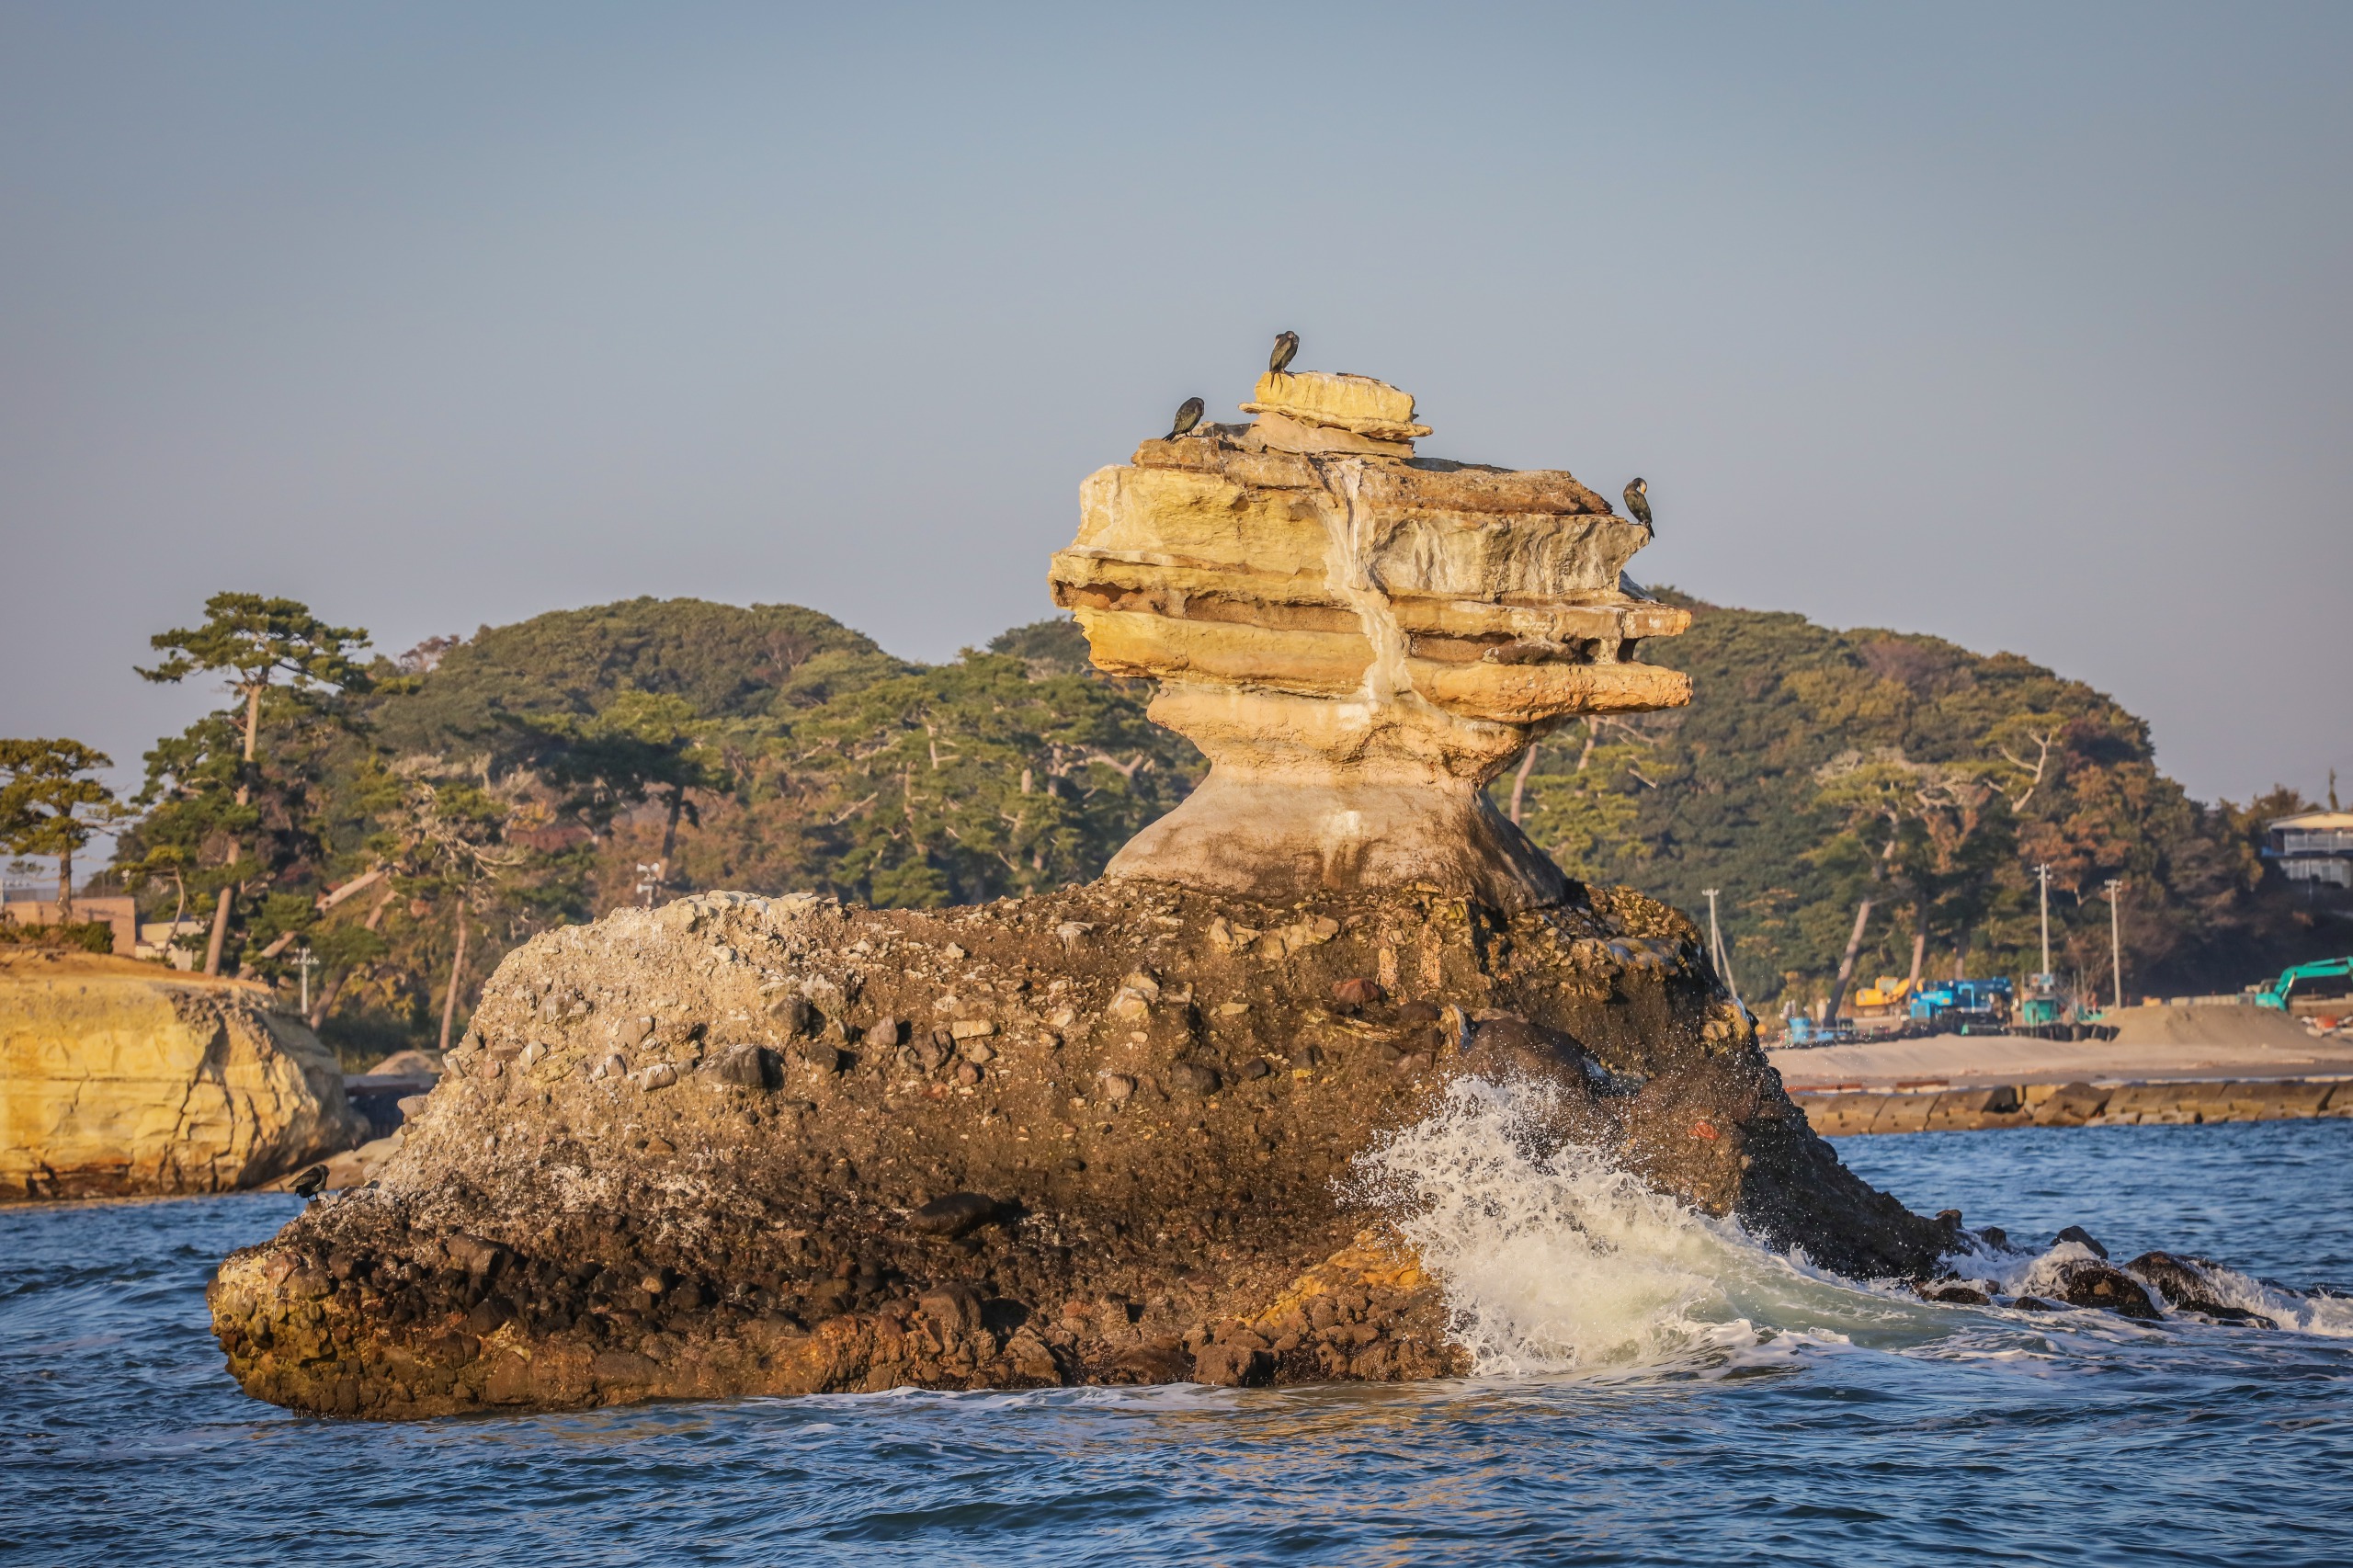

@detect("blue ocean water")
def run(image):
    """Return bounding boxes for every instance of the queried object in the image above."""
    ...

[4,1118,2350,1566]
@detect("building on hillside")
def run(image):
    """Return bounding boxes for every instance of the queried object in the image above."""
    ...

[0,883,141,954]
[2264,811,2353,889]
[0,879,203,963]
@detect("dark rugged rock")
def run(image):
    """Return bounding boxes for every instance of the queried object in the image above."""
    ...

[2048,1259,2162,1320]
[208,881,1949,1418]
[2125,1252,2278,1327]
[2054,1226,2109,1260]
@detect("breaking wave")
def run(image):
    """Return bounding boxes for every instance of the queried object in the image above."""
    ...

[1347,1075,2353,1378]
[1347,1075,1926,1376]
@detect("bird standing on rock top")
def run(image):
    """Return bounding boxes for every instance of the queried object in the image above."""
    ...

[1167,396,1205,440]
[291,1165,328,1200]
[1269,330,1299,373]
[1623,478,1654,533]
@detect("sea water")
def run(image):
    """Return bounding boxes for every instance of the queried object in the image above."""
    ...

[4,1108,2350,1565]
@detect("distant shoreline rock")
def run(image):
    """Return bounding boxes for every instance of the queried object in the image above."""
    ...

[1,950,364,1201]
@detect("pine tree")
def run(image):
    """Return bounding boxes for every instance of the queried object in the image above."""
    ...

[137,594,372,974]
[0,739,131,928]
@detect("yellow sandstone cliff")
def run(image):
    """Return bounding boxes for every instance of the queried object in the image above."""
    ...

[0,950,363,1200]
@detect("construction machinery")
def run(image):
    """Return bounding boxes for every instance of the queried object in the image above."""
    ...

[1907,977,2015,1035]
[2253,957,2353,1017]
[1782,1013,1859,1048]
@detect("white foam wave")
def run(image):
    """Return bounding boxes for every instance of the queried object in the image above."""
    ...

[1943,1235,2353,1339]
[1347,1075,1942,1378]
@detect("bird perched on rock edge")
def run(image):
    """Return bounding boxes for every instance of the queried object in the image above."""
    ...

[1622,477,1653,533]
[1269,330,1299,374]
[291,1164,329,1200]
[1167,396,1205,440]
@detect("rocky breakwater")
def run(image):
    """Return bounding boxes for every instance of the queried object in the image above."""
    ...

[1,950,363,1200]
[208,363,1949,1418]
[1798,1078,2353,1135]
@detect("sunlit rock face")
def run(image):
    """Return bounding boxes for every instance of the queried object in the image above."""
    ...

[1051,371,1689,912]
[1,952,362,1201]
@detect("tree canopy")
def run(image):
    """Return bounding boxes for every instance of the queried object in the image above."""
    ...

[104,591,2333,1064]
[0,738,130,920]
[1495,591,2338,1011]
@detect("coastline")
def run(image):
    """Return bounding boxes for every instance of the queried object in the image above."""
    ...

[1770,1004,2353,1136]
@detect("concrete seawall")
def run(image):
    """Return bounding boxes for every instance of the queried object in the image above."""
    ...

[1798,1078,2353,1136]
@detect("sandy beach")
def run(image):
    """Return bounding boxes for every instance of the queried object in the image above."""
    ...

[1768,1005,2353,1090]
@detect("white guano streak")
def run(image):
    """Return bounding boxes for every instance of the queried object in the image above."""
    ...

[1313,457,1412,708]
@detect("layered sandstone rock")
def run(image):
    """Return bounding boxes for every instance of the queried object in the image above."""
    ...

[208,885,1942,1417]
[1050,371,1688,911]
[1,951,363,1200]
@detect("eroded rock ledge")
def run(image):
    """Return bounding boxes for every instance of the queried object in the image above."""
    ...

[209,882,1943,1417]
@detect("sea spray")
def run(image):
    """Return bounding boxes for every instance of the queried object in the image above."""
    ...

[1347,1075,1756,1374]
[1350,1075,1977,1375]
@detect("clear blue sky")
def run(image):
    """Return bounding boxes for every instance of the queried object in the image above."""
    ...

[3,2,2346,812]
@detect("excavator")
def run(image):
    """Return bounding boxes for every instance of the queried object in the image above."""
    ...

[2254,957,2353,1017]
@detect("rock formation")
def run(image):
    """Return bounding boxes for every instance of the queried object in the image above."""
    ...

[208,366,1950,1418]
[1,950,363,1200]
[1049,369,1690,912]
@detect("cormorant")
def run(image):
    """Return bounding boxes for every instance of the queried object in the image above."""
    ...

[1167,396,1205,440]
[291,1164,329,1200]
[1622,477,1653,532]
[1269,330,1299,374]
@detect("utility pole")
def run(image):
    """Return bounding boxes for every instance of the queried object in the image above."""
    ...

[1702,888,1745,1007]
[2034,862,2052,983]
[294,945,318,1016]
[2103,878,2123,1010]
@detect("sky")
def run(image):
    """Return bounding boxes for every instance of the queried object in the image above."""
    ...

[2,2,2347,836]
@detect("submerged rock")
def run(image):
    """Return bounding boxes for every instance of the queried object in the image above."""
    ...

[207,883,1948,1416]
[2047,1258,2163,1320]
[2125,1251,2279,1327]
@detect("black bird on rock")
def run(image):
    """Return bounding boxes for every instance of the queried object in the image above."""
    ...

[1622,477,1653,533]
[1167,396,1205,440]
[291,1164,329,1200]
[1269,330,1299,374]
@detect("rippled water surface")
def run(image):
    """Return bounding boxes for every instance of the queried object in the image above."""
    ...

[5,1119,2351,1565]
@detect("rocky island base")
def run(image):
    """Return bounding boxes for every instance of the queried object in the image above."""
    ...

[208,882,1946,1416]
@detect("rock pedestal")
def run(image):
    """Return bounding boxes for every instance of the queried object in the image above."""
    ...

[1051,370,1688,912]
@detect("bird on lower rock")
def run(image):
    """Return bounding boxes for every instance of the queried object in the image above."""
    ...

[1167,396,1206,440]
[1623,477,1654,532]
[1269,330,1299,373]
[291,1164,329,1200]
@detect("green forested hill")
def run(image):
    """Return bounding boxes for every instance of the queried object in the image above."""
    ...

[367,597,913,755]
[107,593,2334,1063]
[1495,591,2333,1011]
